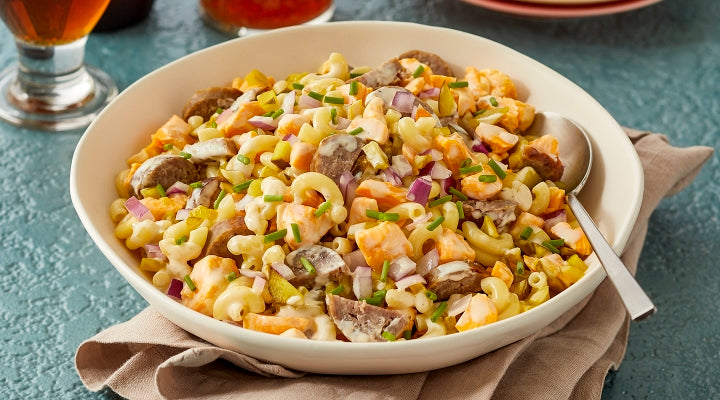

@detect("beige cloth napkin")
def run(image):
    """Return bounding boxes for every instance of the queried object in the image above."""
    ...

[76,128,713,400]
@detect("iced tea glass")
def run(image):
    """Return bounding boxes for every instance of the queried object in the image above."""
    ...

[0,0,118,131]
[199,0,335,37]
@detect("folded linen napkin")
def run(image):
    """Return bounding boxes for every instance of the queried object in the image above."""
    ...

[76,128,713,400]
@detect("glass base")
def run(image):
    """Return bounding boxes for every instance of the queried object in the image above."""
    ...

[0,64,117,132]
[201,3,336,37]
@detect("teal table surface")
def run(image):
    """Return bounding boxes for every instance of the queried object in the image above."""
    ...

[1,0,718,398]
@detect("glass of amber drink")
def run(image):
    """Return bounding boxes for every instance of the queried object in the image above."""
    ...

[199,0,335,37]
[0,0,118,131]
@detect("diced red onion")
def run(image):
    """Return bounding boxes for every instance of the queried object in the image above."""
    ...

[248,115,278,130]
[298,93,322,109]
[543,209,567,229]
[391,155,413,178]
[447,294,472,317]
[430,163,452,180]
[406,176,432,205]
[471,139,490,154]
[438,177,456,197]
[395,273,427,292]
[352,266,373,300]
[388,256,417,281]
[416,248,439,276]
[251,276,266,295]
[166,181,190,196]
[427,148,443,161]
[216,108,233,126]
[236,195,255,211]
[381,168,403,187]
[405,212,433,231]
[238,268,265,279]
[283,133,300,144]
[418,87,440,99]
[143,243,165,260]
[342,249,368,272]
[339,172,357,206]
[271,262,296,281]
[280,90,296,115]
[335,116,351,130]
[124,196,154,221]
[391,91,415,114]
[167,278,183,299]
[175,208,190,221]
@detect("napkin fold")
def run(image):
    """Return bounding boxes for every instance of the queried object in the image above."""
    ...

[76,128,713,400]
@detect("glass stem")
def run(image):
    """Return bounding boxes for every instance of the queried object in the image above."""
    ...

[8,37,95,113]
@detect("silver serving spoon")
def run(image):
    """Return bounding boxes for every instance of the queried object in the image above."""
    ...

[526,111,656,321]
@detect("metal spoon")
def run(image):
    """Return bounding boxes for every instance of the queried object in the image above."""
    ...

[526,111,656,321]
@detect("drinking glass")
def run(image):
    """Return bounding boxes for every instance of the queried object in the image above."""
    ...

[199,0,335,37]
[0,0,118,131]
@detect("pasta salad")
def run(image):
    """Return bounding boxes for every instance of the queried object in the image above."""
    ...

[111,50,592,342]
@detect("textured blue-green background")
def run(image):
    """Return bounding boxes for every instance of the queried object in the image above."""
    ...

[0,0,718,398]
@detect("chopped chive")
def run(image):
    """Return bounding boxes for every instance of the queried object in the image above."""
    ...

[349,72,365,78]
[291,223,302,243]
[175,235,188,245]
[456,201,465,219]
[262,110,275,117]
[516,261,525,275]
[381,331,397,341]
[489,96,499,107]
[461,158,472,168]
[473,109,487,117]
[541,240,561,254]
[349,80,359,96]
[300,257,316,274]
[263,194,284,202]
[271,108,284,119]
[366,209,400,222]
[329,285,345,295]
[189,181,203,189]
[403,330,412,340]
[448,81,469,88]
[227,271,238,282]
[216,107,224,114]
[314,201,332,217]
[362,289,387,306]
[213,189,226,209]
[183,274,197,291]
[330,107,337,124]
[431,301,448,322]
[548,238,565,247]
[426,215,445,231]
[155,184,166,198]
[428,195,453,208]
[478,174,497,183]
[348,127,364,136]
[488,159,506,179]
[233,179,253,193]
[448,187,468,201]
[163,143,173,151]
[412,65,425,78]
[324,95,345,105]
[519,226,533,240]
[380,260,390,282]
[291,82,304,90]
[210,120,217,128]
[308,91,324,101]
[425,290,438,301]
[264,229,287,243]
[236,154,251,164]
[459,164,483,175]
[179,151,192,159]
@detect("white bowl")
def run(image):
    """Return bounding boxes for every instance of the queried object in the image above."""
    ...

[70,21,643,375]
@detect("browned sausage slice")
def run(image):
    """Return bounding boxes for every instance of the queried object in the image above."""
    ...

[182,138,238,163]
[199,216,252,262]
[185,177,223,209]
[353,58,407,89]
[426,261,487,301]
[311,134,365,187]
[181,86,242,121]
[130,154,199,197]
[397,50,455,77]
[285,245,348,289]
[462,199,518,231]
[326,294,414,342]
[522,146,564,182]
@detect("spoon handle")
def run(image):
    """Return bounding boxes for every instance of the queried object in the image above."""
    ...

[567,195,656,321]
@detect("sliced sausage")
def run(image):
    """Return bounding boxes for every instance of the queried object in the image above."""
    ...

[182,138,237,163]
[462,199,518,231]
[199,216,252,262]
[285,245,349,289]
[426,261,488,301]
[522,146,564,182]
[130,154,199,197]
[353,58,406,89]
[326,294,414,342]
[397,50,455,77]
[186,177,223,209]
[181,86,242,121]
[311,134,365,187]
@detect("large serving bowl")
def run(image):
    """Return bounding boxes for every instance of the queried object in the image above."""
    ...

[70,21,643,375]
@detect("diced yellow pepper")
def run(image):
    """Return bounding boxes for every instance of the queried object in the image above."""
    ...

[267,269,304,304]
[272,140,292,163]
[362,141,389,169]
[257,90,279,112]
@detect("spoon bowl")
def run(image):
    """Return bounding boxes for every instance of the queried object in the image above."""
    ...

[526,112,656,321]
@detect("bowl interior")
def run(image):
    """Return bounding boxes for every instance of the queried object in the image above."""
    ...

[70,21,642,374]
